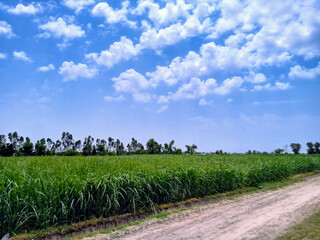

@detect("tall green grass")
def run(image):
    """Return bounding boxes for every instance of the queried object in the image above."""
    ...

[1,154,320,235]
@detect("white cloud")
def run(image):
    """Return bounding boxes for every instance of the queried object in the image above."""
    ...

[112,69,150,93]
[63,0,95,13]
[199,98,211,106]
[39,18,85,40]
[172,77,217,100]
[87,4,212,69]
[13,51,32,62]
[214,76,244,95]
[210,0,320,59]
[0,53,6,59]
[86,37,139,68]
[138,15,211,50]
[8,3,41,15]
[252,82,291,91]
[0,21,15,38]
[104,95,126,102]
[245,71,266,83]
[289,62,320,79]
[56,42,71,50]
[226,98,233,103]
[37,64,55,72]
[133,92,152,103]
[156,76,244,103]
[134,0,193,27]
[157,77,217,103]
[92,1,135,27]
[59,61,97,81]
[142,41,281,88]
[157,105,169,114]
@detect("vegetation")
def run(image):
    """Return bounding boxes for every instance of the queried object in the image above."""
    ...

[1,132,319,157]
[0,132,185,157]
[278,210,320,240]
[290,143,301,154]
[1,154,320,236]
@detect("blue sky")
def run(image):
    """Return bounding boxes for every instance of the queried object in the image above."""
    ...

[0,0,319,153]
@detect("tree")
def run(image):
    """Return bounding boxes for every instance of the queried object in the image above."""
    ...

[0,135,8,156]
[215,150,223,154]
[82,136,94,156]
[185,144,197,155]
[46,138,54,155]
[115,139,125,155]
[7,132,24,155]
[74,140,82,152]
[22,137,34,156]
[174,148,182,154]
[108,137,115,154]
[306,142,315,154]
[127,138,145,154]
[163,140,175,154]
[290,143,301,154]
[146,138,161,154]
[274,148,284,154]
[128,138,144,154]
[96,139,106,155]
[35,138,46,156]
[314,142,320,154]
[55,140,62,154]
[61,132,74,152]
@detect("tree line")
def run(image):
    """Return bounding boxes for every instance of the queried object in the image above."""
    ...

[0,132,318,157]
[0,132,198,157]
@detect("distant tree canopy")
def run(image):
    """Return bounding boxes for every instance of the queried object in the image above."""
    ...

[0,132,318,157]
[290,143,301,154]
[306,142,320,154]
[0,132,185,157]
[274,148,284,154]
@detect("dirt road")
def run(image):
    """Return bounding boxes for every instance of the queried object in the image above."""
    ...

[85,175,320,240]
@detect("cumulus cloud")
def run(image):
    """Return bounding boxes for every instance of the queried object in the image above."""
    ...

[63,0,95,13]
[87,3,212,69]
[0,53,6,59]
[37,64,55,72]
[145,42,256,87]
[92,1,135,27]
[226,98,233,103]
[158,77,217,103]
[39,18,85,40]
[156,76,244,103]
[214,76,244,95]
[13,51,32,62]
[0,21,15,38]
[8,3,41,15]
[104,95,126,102]
[252,82,291,91]
[59,61,97,81]
[112,69,150,93]
[134,0,193,27]
[138,15,211,50]
[245,71,267,83]
[210,0,320,59]
[86,37,139,68]
[289,62,320,79]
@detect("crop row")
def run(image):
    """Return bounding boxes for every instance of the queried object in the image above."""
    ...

[1,154,320,235]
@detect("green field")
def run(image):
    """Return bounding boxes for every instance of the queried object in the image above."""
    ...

[1,154,320,236]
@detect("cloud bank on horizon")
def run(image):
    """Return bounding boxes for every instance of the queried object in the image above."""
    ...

[0,0,319,152]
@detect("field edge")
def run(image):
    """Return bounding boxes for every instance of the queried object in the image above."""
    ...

[10,171,320,240]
